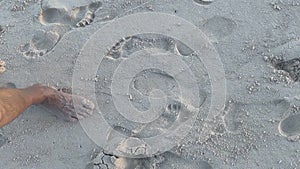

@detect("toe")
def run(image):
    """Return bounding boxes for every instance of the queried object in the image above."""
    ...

[69,115,79,122]
[75,114,86,120]
[81,99,95,112]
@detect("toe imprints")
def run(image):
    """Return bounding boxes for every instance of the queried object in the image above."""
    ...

[19,30,60,59]
[275,58,300,82]
[266,40,300,83]
[19,1,102,59]
[39,1,101,28]
[76,11,95,27]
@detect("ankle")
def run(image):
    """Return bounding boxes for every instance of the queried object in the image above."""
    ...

[24,84,56,104]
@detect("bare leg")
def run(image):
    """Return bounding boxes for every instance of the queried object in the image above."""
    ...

[0,84,94,128]
[0,87,34,128]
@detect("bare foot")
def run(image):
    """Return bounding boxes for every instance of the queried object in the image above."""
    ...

[41,88,95,121]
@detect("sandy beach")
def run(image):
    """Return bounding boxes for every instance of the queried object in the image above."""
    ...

[1,0,300,168]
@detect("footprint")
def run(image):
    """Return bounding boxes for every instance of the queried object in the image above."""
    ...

[279,114,300,141]
[275,58,300,82]
[106,34,177,60]
[131,68,178,100]
[19,1,102,59]
[19,29,60,59]
[222,101,247,134]
[39,1,102,28]
[38,8,74,25]
[265,40,300,82]
[133,98,199,139]
[201,16,237,42]
[128,68,180,131]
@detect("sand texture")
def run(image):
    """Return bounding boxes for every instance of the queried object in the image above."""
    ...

[1,0,300,168]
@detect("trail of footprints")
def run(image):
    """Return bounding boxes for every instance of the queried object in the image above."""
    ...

[94,33,211,167]
[222,98,300,142]
[221,96,300,142]
[264,41,300,141]
[97,33,208,140]
[12,0,300,167]
[19,1,102,59]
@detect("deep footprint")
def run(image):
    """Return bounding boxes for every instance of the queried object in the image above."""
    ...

[20,1,102,59]
[39,1,102,27]
[279,114,300,141]
[275,58,300,81]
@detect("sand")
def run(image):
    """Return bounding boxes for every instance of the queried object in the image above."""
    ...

[0,0,300,168]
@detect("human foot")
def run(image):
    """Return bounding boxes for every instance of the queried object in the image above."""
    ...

[41,88,95,121]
